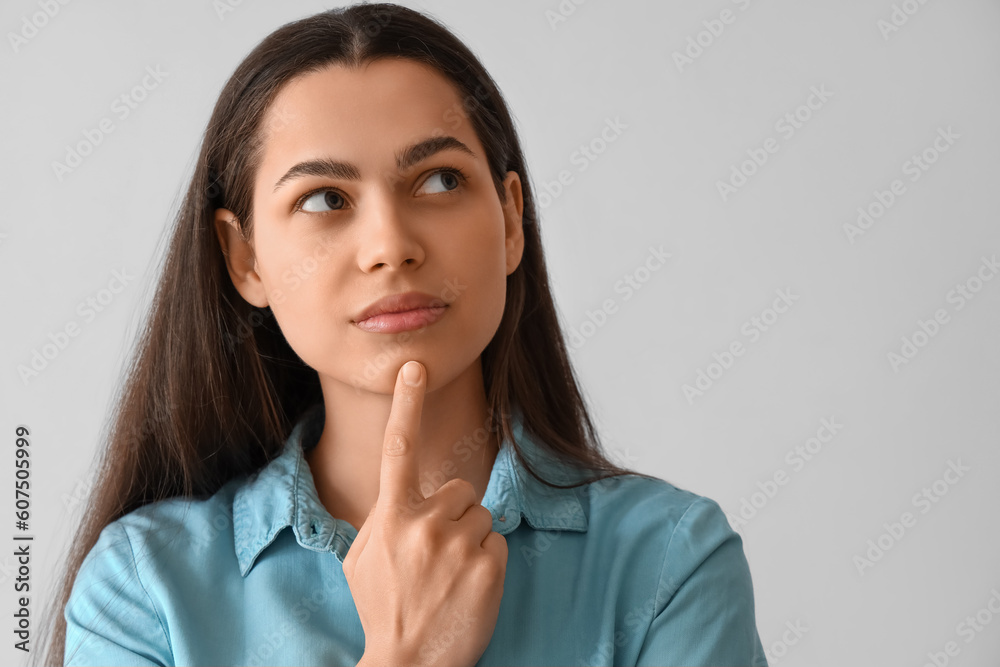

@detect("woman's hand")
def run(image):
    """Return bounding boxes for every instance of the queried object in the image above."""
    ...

[342,360,508,667]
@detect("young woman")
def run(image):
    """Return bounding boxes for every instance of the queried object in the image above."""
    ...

[38,4,767,666]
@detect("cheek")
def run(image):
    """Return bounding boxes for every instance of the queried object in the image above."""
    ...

[255,242,350,360]
[452,224,509,331]
[255,224,341,303]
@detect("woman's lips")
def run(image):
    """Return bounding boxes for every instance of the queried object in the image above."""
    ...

[353,305,447,333]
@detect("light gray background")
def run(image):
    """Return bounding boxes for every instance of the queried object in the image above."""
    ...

[2,1,999,665]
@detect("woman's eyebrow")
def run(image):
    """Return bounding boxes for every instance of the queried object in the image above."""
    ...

[272,135,476,193]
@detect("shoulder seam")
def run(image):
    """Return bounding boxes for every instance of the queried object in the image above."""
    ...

[115,521,175,663]
[653,495,708,615]
[636,495,701,651]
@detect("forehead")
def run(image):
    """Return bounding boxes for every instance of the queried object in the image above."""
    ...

[257,58,472,172]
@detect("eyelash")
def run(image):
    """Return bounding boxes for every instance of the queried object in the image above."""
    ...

[292,166,469,214]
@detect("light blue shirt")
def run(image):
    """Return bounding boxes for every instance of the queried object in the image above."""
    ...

[65,404,768,666]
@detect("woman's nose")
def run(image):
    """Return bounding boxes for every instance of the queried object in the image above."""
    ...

[355,193,425,272]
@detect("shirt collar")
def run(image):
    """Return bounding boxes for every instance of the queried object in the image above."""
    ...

[232,404,589,577]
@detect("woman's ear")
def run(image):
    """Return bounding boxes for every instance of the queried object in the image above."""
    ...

[501,171,525,276]
[214,208,269,308]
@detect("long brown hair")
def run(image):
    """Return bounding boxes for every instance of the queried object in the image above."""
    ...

[36,4,662,666]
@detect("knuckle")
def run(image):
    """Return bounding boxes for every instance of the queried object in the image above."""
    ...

[454,477,477,494]
[472,503,494,525]
[399,385,419,405]
[412,517,445,544]
[383,432,410,456]
[387,503,416,524]
[477,548,506,576]
[439,476,476,498]
[487,531,508,558]
[445,535,475,562]
[423,501,449,522]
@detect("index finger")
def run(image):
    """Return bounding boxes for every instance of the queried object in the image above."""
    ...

[377,360,425,508]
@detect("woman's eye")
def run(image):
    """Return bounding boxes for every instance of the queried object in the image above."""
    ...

[420,169,464,195]
[300,189,346,213]
[297,168,464,213]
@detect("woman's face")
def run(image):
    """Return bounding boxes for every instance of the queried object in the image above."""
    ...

[216,58,524,393]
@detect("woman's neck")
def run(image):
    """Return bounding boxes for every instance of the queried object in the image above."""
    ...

[305,360,500,532]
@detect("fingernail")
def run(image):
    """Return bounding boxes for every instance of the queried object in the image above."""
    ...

[402,361,421,386]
